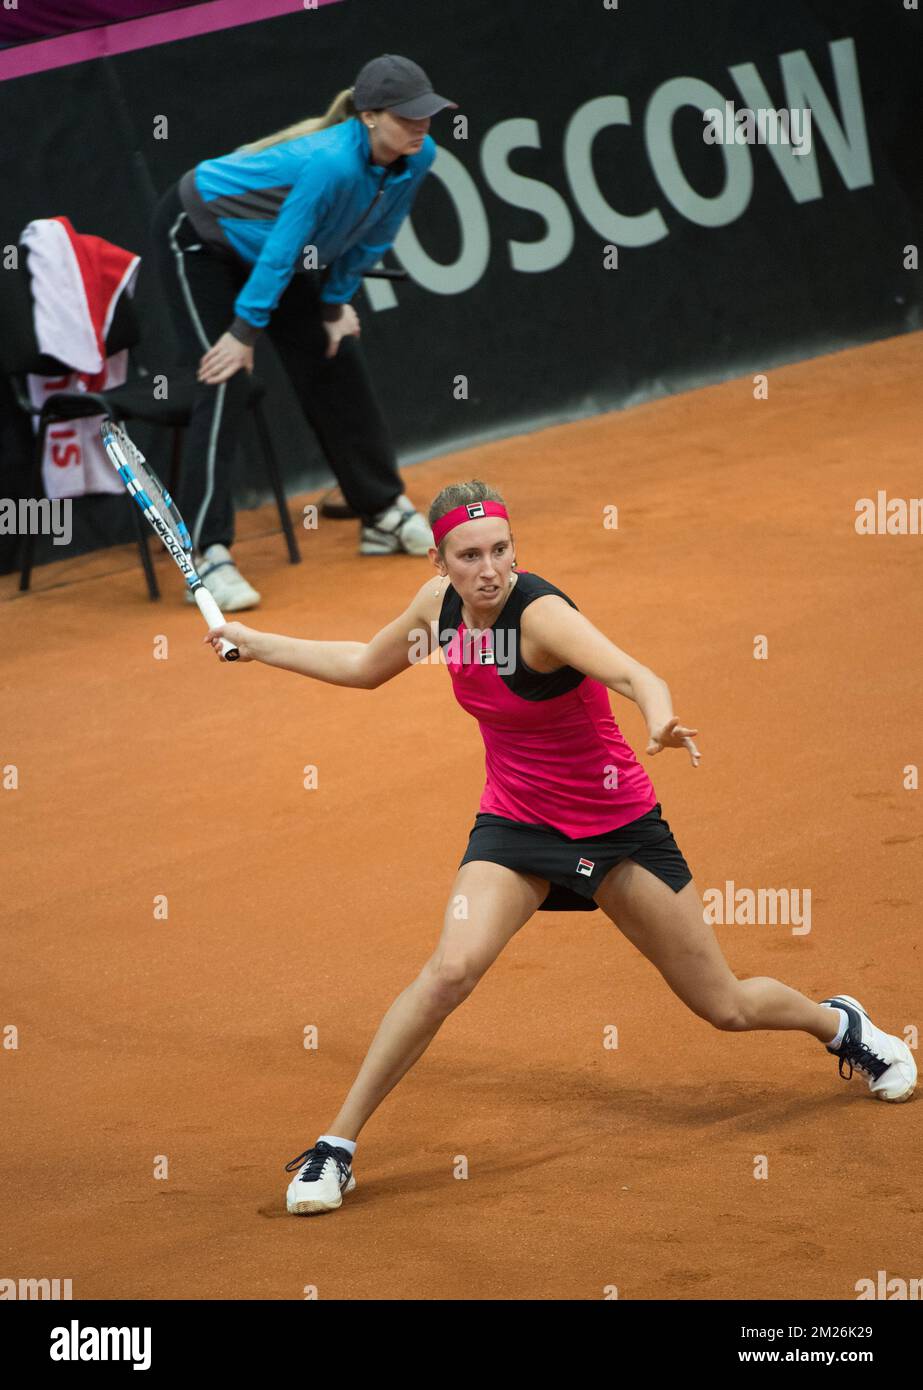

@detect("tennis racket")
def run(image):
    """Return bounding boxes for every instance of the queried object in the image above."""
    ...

[99,419,239,661]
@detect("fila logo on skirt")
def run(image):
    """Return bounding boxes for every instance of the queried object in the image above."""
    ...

[576,857,595,876]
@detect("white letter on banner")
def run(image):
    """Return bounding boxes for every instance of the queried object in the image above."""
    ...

[779,38,872,186]
[730,39,871,201]
[645,77,753,228]
[564,96,669,247]
[390,147,490,296]
[480,118,574,273]
[729,37,872,206]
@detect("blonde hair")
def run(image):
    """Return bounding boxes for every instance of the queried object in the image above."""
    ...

[236,87,369,153]
[429,480,510,558]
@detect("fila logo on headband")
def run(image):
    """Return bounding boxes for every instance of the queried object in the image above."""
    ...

[465,502,486,519]
[576,857,595,876]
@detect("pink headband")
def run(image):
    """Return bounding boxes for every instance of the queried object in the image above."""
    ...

[432,500,510,546]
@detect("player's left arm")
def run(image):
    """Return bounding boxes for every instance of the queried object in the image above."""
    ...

[521,596,701,764]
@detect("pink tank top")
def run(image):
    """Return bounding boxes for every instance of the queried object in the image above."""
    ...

[438,571,657,836]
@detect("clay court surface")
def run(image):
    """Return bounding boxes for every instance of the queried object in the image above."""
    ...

[2,333,921,1300]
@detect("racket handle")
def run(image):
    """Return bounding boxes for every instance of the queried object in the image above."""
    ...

[194,587,240,661]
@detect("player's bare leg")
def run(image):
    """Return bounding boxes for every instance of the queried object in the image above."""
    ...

[592,859,838,1040]
[323,860,550,1140]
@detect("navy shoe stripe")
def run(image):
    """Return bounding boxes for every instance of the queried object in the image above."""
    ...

[820,997,889,1081]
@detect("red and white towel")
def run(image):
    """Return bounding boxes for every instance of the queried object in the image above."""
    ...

[21,216,140,499]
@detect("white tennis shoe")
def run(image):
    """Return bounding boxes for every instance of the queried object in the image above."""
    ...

[359,495,434,556]
[284,1141,356,1215]
[185,543,261,611]
[821,994,917,1102]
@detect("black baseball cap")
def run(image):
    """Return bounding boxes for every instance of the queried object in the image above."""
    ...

[352,55,458,119]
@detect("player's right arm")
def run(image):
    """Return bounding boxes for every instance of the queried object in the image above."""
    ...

[204,577,439,685]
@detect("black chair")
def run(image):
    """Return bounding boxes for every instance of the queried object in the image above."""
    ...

[0,256,300,598]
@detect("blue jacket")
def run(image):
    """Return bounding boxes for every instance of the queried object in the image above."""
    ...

[178,117,436,344]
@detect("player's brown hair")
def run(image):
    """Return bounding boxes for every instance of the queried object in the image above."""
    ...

[236,88,372,153]
[428,481,509,558]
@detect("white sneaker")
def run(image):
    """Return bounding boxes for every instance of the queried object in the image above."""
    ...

[820,994,917,1102]
[185,544,261,611]
[359,494,434,556]
[284,1141,356,1215]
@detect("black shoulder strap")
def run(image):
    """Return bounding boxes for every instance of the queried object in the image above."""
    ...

[511,572,579,617]
[437,582,462,647]
[499,572,585,701]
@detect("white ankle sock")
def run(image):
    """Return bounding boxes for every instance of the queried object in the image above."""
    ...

[824,1007,849,1049]
[317,1133,356,1159]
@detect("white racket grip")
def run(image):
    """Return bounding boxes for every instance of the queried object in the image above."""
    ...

[194,587,240,661]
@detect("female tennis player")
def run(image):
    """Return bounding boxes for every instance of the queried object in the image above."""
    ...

[204,481,917,1216]
[150,54,456,611]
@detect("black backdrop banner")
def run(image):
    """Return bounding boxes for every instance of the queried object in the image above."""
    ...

[1,0,920,573]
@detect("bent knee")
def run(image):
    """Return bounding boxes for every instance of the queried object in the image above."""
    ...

[419,957,478,1010]
[697,994,749,1031]
[710,1011,749,1032]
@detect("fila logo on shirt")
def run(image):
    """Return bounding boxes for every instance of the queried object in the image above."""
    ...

[478,644,495,664]
[576,857,595,876]
[465,502,486,519]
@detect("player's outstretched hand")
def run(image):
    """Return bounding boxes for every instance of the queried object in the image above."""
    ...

[646,715,702,767]
[203,623,260,662]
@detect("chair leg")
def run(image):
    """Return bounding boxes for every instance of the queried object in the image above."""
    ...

[251,399,300,564]
[19,425,47,592]
[130,493,160,600]
[19,531,36,592]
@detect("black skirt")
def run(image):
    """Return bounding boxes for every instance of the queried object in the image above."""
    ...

[458,802,692,911]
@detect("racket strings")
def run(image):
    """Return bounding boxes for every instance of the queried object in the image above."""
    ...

[100,419,237,659]
[103,422,192,554]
